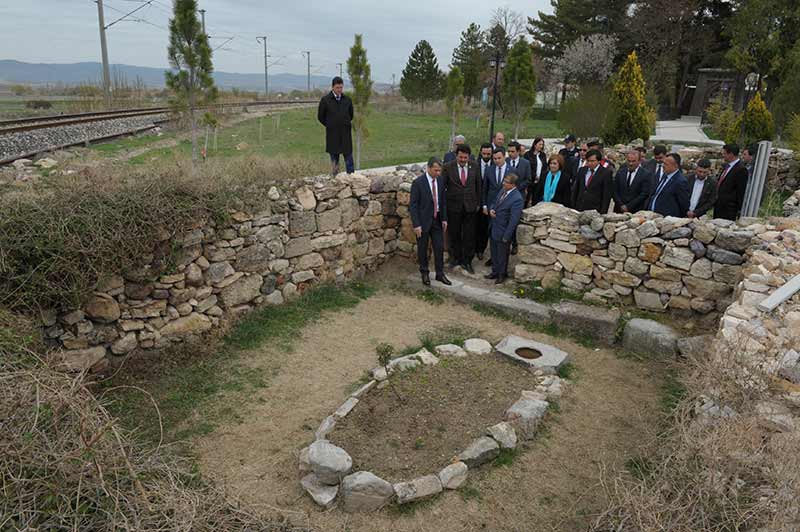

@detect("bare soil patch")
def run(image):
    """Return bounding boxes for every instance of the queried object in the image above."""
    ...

[332,354,537,482]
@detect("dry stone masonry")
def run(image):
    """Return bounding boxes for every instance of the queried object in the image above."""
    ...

[299,337,567,512]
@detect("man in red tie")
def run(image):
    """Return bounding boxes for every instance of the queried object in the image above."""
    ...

[442,144,481,273]
[714,143,750,220]
[410,157,451,286]
[571,149,613,213]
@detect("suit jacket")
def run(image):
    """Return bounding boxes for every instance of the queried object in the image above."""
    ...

[483,164,509,209]
[443,159,481,213]
[490,188,524,242]
[568,157,587,189]
[409,173,448,232]
[686,174,717,217]
[524,151,548,184]
[534,171,572,207]
[642,159,667,181]
[572,165,613,213]
[714,160,749,220]
[506,157,532,195]
[646,171,689,217]
[613,166,653,213]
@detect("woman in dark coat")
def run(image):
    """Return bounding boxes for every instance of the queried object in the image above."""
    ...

[524,137,547,206]
[317,77,354,174]
[534,154,572,207]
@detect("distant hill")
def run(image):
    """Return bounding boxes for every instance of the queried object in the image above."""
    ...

[0,60,359,93]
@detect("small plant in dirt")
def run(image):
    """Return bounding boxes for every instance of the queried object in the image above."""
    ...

[414,436,425,450]
[376,342,403,402]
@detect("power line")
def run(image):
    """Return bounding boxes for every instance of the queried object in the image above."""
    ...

[104,0,152,29]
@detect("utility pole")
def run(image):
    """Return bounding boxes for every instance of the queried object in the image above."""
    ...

[301,51,311,95]
[391,73,396,96]
[257,36,269,99]
[199,8,206,35]
[95,0,112,108]
[336,62,343,78]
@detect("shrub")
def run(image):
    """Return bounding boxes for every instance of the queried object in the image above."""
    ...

[705,93,740,143]
[734,92,775,146]
[605,51,653,144]
[25,99,52,110]
[786,113,800,152]
[558,84,613,140]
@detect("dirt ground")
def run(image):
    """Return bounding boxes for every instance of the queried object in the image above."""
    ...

[333,354,541,482]
[195,268,667,532]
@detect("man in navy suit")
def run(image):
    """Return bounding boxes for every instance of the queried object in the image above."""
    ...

[646,153,689,217]
[572,149,613,213]
[474,143,494,261]
[714,143,750,220]
[482,147,509,267]
[485,173,524,284]
[613,149,652,213]
[505,141,532,255]
[410,157,451,286]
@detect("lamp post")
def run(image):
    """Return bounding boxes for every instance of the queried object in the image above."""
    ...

[488,51,506,144]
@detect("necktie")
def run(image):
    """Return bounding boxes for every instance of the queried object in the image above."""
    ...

[497,166,502,185]
[586,169,594,187]
[431,178,438,218]
[628,171,634,187]
[717,164,731,189]
[460,166,467,186]
[656,163,663,180]
[497,190,508,205]
[511,160,516,169]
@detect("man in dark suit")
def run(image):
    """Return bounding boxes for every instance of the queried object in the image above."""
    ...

[642,144,667,182]
[568,142,589,187]
[742,144,757,178]
[558,134,579,162]
[317,76,354,175]
[443,135,475,164]
[505,141,532,255]
[443,144,481,273]
[714,143,750,220]
[686,159,717,218]
[482,147,509,267]
[572,149,613,213]
[646,153,689,217]
[613,149,652,214]
[485,173,524,284]
[409,158,451,286]
[587,140,615,173]
[491,131,505,151]
[474,143,494,261]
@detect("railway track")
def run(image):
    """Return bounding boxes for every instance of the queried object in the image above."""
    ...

[0,100,316,165]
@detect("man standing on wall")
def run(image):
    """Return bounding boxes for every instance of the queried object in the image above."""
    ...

[410,158,451,286]
[443,144,481,273]
[317,76,354,175]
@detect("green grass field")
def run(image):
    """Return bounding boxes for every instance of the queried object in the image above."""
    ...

[100,107,563,168]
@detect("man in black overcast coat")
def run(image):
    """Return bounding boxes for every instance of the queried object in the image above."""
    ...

[317,76,354,175]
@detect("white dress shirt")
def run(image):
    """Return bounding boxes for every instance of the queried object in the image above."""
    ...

[689,178,705,211]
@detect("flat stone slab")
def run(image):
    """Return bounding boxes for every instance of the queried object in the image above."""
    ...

[351,380,377,398]
[315,415,336,441]
[464,338,492,355]
[334,397,359,419]
[438,461,468,489]
[552,301,620,345]
[622,318,679,357]
[486,421,517,450]
[406,274,553,325]
[301,473,339,509]
[340,471,395,513]
[458,436,500,467]
[309,440,352,485]
[494,335,571,375]
[435,343,468,358]
[393,474,442,504]
[504,396,549,440]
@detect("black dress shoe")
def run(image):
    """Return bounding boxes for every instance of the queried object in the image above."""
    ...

[484,273,498,279]
[495,275,507,284]
[484,259,493,267]
[421,273,431,286]
[435,274,452,286]
[463,262,475,274]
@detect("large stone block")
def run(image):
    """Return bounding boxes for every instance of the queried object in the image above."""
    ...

[394,475,442,504]
[714,229,754,252]
[634,289,667,311]
[284,236,313,258]
[494,335,571,375]
[438,462,468,489]
[518,244,558,265]
[504,397,548,440]
[683,277,732,299]
[301,473,338,509]
[662,246,695,271]
[706,245,744,265]
[159,313,212,337]
[234,244,271,272]
[289,210,317,237]
[557,253,593,275]
[552,302,620,345]
[84,293,120,324]
[458,436,500,466]
[317,207,342,233]
[219,274,263,308]
[309,440,353,486]
[622,318,678,357]
[341,471,394,512]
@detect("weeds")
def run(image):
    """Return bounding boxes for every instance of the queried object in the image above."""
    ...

[493,448,519,467]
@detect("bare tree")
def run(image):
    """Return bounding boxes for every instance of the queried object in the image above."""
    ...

[491,7,527,44]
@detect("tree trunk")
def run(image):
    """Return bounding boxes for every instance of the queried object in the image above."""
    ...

[355,129,362,171]
[189,67,197,162]
[450,108,456,149]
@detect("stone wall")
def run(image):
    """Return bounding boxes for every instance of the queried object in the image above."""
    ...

[49,168,419,372]
[513,202,773,314]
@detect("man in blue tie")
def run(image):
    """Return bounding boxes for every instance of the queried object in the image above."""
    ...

[482,147,508,267]
[485,173,524,284]
[646,153,689,217]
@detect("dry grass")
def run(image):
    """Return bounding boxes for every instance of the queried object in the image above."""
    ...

[0,155,326,313]
[0,310,310,532]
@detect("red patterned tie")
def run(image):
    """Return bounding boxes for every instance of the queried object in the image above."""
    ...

[717,164,731,189]
[460,166,467,186]
[431,177,438,219]
[586,169,594,187]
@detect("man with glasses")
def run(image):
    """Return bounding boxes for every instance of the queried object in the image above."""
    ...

[486,173,524,284]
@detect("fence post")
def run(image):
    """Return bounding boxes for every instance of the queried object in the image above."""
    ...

[741,140,772,218]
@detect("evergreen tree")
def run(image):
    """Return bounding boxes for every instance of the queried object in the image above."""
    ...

[165,0,217,162]
[501,40,537,139]
[346,34,373,171]
[444,67,465,145]
[400,40,444,110]
[605,51,653,144]
[451,23,486,102]
[735,92,775,146]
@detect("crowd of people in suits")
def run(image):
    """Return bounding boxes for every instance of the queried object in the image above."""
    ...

[410,131,753,288]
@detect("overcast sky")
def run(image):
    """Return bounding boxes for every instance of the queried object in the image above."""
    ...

[1,0,551,83]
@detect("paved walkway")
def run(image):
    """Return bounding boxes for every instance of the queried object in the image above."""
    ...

[651,116,724,146]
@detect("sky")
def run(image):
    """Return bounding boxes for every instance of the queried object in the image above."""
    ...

[0,0,551,83]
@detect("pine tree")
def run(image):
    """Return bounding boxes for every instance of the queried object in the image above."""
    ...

[346,34,373,171]
[444,67,465,145]
[501,40,537,139]
[400,40,444,110]
[605,51,653,144]
[738,92,775,145]
[165,0,217,162]
[451,23,486,102]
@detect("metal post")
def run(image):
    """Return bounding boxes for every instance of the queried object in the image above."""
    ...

[199,9,206,35]
[392,73,396,95]
[96,0,111,108]
[741,140,772,218]
[337,63,343,78]
[257,36,268,99]
[301,51,311,94]
[489,51,500,144]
